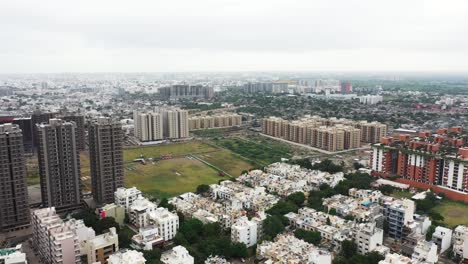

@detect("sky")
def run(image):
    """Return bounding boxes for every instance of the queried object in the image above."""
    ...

[1,0,468,73]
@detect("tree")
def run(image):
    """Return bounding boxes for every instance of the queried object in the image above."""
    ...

[294,229,321,246]
[286,192,305,207]
[231,242,248,258]
[263,215,285,240]
[203,222,222,237]
[426,225,436,241]
[158,198,174,211]
[196,184,210,195]
[329,208,337,215]
[340,240,357,259]
[378,185,394,195]
[266,200,298,216]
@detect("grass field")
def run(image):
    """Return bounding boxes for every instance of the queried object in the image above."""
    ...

[124,157,226,198]
[122,141,257,198]
[124,141,218,162]
[211,136,292,166]
[433,201,468,228]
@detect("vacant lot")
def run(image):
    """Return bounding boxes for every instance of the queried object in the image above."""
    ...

[123,141,218,162]
[211,136,292,166]
[124,157,226,199]
[80,152,92,192]
[433,201,468,228]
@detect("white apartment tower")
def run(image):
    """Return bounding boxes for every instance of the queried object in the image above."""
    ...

[231,216,258,247]
[31,207,81,264]
[114,187,143,212]
[133,111,164,142]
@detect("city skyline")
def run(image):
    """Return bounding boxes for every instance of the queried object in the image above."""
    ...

[1,0,468,73]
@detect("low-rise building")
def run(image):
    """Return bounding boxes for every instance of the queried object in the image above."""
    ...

[256,234,331,264]
[129,197,157,228]
[354,222,384,255]
[97,203,126,227]
[83,227,119,264]
[231,216,258,247]
[148,207,179,241]
[204,256,230,264]
[161,245,194,264]
[431,226,452,253]
[411,240,438,264]
[453,225,468,259]
[108,249,146,264]
[0,245,27,264]
[131,225,164,250]
[378,253,413,264]
[115,187,143,211]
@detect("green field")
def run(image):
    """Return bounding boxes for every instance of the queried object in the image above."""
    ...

[433,201,468,228]
[123,141,256,198]
[124,141,218,162]
[212,136,292,166]
[124,157,226,198]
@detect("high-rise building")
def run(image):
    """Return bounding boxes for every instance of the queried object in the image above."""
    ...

[0,117,34,153]
[31,110,56,148]
[133,111,163,142]
[62,114,86,150]
[0,123,30,233]
[159,85,214,100]
[37,119,82,211]
[89,117,124,205]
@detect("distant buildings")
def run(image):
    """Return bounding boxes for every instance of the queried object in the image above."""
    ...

[89,117,124,205]
[159,85,214,100]
[0,124,30,233]
[36,119,82,211]
[188,113,242,130]
[160,245,194,264]
[359,95,383,105]
[133,108,189,141]
[370,128,468,201]
[262,116,386,152]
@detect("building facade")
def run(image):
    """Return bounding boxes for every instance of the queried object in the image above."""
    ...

[0,123,30,233]
[89,117,124,205]
[36,119,82,211]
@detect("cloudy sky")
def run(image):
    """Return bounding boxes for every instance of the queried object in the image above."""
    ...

[1,0,467,73]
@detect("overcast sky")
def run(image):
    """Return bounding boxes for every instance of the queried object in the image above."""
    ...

[1,0,468,73]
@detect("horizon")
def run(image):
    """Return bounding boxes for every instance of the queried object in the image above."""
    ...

[2,0,468,73]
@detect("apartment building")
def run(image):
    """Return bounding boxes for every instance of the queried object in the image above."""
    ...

[0,124,30,233]
[83,227,119,264]
[159,85,214,100]
[432,226,452,253]
[0,245,27,264]
[370,130,468,202]
[411,241,438,264]
[36,119,82,211]
[147,208,179,241]
[114,187,143,211]
[61,114,86,150]
[131,225,164,250]
[97,203,126,227]
[354,222,384,255]
[133,111,164,141]
[89,117,124,205]
[189,113,242,130]
[31,207,81,264]
[381,199,415,239]
[262,116,368,151]
[453,225,468,259]
[231,216,258,247]
[129,197,157,228]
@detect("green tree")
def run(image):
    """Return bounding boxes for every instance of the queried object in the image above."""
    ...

[340,240,357,259]
[158,198,174,211]
[263,215,285,240]
[286,192,306,207]
[196,184,210,194]
[294,229,321,246]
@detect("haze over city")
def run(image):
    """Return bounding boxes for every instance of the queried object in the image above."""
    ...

[2,0,468,73]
